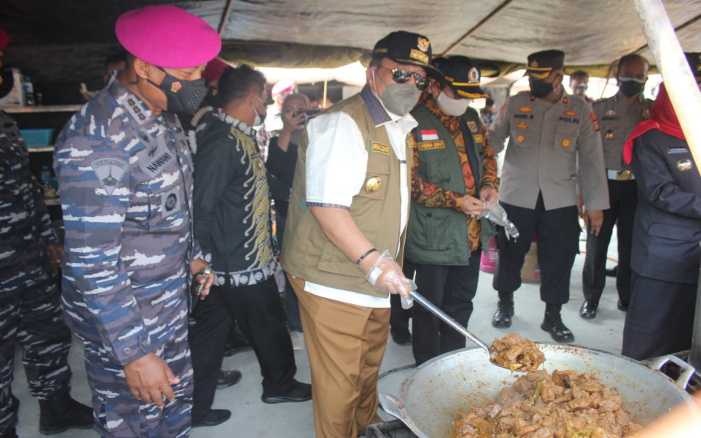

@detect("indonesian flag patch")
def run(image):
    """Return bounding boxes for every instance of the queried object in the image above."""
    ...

[419,129,439,141]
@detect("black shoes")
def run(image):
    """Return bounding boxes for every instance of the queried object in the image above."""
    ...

[579,300,599,319]
[261,380,312,404]
[192,409,232,428]
[617,299,628,312]
[39,390,93,435]
[217,369,242,390]
[0,428,17,438]
[391,329,412,346]
[605,266,618,277]
[491,300,514,328]
[541,307,574,343]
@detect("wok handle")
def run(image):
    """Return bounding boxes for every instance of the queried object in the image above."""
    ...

[646,354,697,392]
[378,392,428,438]
[410,290,490,353]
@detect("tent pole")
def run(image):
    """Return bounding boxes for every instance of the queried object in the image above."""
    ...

[218,0,235,35]
[633,0,701,370]
[322,80,328,108]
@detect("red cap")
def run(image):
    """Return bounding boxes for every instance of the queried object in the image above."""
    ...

[0,28,10,50]
[203,58,229,83]
[115,5,221,68]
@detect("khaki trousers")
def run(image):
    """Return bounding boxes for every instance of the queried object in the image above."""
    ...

[288,275,390,438]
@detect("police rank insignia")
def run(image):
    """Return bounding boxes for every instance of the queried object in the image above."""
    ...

[677,159,693,172]
[519,106,533,113]
[560,138,573,150]
[515,134,526,144]
[467,121,478,133]
[516,121,528,130]
[91,158,128,195]
[365,176,382,192]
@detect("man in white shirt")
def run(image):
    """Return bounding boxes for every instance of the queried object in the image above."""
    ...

[282,31,438,438]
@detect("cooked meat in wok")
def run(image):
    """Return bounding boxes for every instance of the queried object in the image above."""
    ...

[453,370,643,438]
[489,333,545,372]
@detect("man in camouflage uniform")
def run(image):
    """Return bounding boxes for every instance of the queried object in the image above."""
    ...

[0,28,93,438]
[54,6,218,437]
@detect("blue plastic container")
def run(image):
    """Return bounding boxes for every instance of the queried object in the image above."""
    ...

[20,128,54,147]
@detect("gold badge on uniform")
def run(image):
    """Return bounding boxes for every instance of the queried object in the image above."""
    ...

[519,106,533,114]
[677,159,693,172]
[372,142,390,155]
[365,176,382,192]
[564,110,577,117]
[473,133,484,144]
[515,134,526,144]
[561,138,573,150]
[417,140,446,151]
[467,121,478,133]
[516,121,528,130]
[605,130,615,140]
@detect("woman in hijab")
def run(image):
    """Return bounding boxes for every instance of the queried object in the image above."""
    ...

[621,53,701,360]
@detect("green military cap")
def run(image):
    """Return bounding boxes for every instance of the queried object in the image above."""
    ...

[526,49,565,79]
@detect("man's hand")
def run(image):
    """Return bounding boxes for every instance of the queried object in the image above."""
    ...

[587,210,604,237]
[457,195,486,218]
[480,187,499,206]
[281,108,305,133]
[190,259,214,299]
[360,252,412,298]
[124,353,180,408]
[46,243,63,273]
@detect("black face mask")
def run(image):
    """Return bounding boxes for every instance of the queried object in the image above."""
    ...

[151,69,207,114]
[618,79,644,97]
[529,78,553,98]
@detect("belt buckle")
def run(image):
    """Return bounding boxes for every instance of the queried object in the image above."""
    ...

[616,170,633,181]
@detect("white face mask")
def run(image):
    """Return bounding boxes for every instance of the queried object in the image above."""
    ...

[437,92,471,117]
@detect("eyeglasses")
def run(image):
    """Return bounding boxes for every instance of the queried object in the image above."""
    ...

[389,67,428,91]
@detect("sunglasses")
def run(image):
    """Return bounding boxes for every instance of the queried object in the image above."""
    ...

[388,67,428,91]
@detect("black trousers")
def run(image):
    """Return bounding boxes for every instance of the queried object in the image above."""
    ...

[189,285,233,421]
[582,180,637,305]
[493,194,580,305]
[622,272,697,360]
[189,277,297,419]
[412,252,480,365]
[389,260,415,337]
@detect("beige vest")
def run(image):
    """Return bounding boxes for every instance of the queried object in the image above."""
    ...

[281,90,409,298]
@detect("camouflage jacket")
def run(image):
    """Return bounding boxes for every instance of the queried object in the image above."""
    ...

[55,80,203,365]
[0,111,56,272]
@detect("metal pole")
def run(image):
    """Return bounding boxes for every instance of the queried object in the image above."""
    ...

[633,0,701,170]
[633,0,701,370]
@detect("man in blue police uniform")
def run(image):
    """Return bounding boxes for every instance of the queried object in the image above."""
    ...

[0,28,93,438]
[621,53,701,360]
[54,6,218,437]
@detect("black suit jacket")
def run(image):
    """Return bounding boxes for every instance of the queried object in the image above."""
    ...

[631,130,701,284]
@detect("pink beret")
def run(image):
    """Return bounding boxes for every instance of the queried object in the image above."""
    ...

[0,28,10,51]
[115,5,221,68]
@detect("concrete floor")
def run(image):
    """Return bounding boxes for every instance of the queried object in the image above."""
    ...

[13,237,626,438]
